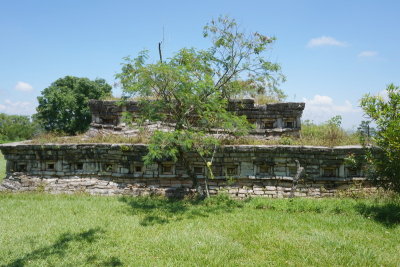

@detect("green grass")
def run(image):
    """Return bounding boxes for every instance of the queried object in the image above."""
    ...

[0,151,5,183]
[29,129,359,147]
[28,119,360,147]
[0,193,399,266]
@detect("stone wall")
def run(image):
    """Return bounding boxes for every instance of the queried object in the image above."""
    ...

[88,99,305,139]
[0,142,373,198]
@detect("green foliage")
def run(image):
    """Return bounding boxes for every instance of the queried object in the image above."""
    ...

[29,132,149,145]
[344,153,358,169]
[360,83,400,192]
[279,136,295,145]
[0,193,399,266]
[116,16,284,193]
[357,120,376,145]
[0,152,5,183]
[203,15,286,99]
[326,115,342,127]
[0,113,41,142]
[36,76,112,135]
[300,116,359,147]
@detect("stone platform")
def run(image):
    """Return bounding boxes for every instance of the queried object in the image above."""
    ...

[0,142,373,198]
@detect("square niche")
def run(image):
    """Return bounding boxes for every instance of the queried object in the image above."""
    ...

[15,162,27,172]
[224,165,239,176]
[193,166,205,176]
[132,162,145,174]
[257,164,273,176]
[75,163,84,171]
[103,163,114,172]
[160,163,175,175]
[346,168,358,177]
[322,167,337,177]
[46,162,56,171]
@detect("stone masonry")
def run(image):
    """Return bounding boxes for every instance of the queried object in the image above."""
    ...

[88,99,305,139]
[0,142,373,198]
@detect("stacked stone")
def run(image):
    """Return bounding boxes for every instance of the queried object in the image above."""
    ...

[0,142,373,198]
[88,99,305,138]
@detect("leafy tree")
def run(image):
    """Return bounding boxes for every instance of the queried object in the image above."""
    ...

[360,83,400,192]
[0,113,41,142]
[117,16,285,196]
[357,120,376,145]
[36,76,112,135]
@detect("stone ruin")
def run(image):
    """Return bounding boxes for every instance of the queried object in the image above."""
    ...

[0,99,375,198]
[88,99,305,139]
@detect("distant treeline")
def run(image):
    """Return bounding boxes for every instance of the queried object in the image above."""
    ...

[0,113,42,143]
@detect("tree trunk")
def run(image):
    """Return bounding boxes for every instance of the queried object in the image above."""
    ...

[204,175,210,198]
[289,160,304,198]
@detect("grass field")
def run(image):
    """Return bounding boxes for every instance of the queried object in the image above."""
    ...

[0,151,5,183]
[1,151,399,266]
[0,193,399,266]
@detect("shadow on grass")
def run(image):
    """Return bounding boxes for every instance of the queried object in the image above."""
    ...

[3,227,109,267]
[356,202,400,227]
[118,195,243,226]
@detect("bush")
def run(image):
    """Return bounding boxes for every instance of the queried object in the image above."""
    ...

[360,83,400,192]
[0,113,41,142]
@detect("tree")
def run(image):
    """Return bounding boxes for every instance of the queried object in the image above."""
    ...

[116,16,285,196]
[0,113,41,142]
[360,83,400,192]
[36,76,112,135]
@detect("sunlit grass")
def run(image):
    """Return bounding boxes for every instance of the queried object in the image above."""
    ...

[0,193,399,266]
[28,125,360,147]
[0,151,5,183]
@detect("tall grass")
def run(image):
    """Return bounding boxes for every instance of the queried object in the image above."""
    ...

[299,119,360,146]
[222,120,360,147]
[27,116,360,147]
[29,132,149,145]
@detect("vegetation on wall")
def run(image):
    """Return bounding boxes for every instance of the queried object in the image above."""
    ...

[360,83,400,192]
[116,16,286,196]
[36,76,112,135]
[29,116,360,147]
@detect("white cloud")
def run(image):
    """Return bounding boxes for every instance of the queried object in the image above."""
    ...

[307,36,347,47]
[302,95,363,129]
[358,50,378,58]
[0,99,36,115]
[14,81,34,92]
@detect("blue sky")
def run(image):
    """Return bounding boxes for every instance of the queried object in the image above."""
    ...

[1,0,399,129]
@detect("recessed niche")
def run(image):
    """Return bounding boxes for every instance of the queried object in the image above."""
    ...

[211,165,222,177]
[285,121,294,128]
[258,164,272,175]
[76,163,84,170]
[103,163,114,172]
[347,168,358,177]
[161,164,174,175]
[264,121,274,129]
[193,166,204,175]
[16,163,27,172]
[102,118,115,125]
[323,167,336,177]
[225,166,238,176]
[135,165,143,173]
[46,163,55,170]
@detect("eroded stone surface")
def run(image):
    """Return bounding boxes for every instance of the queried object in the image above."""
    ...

[88,99,305,139]
[0,143,374,198]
